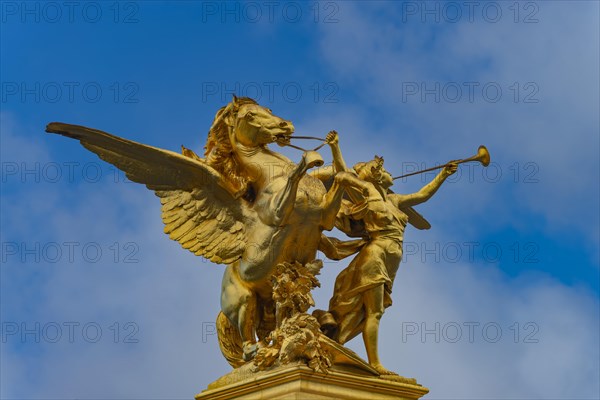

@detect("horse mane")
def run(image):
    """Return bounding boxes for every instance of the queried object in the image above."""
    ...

[204,97,258,197]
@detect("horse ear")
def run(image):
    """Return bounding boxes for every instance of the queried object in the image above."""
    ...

[232,94,239,105]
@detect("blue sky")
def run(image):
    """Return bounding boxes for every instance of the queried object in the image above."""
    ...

[1,1,599,399]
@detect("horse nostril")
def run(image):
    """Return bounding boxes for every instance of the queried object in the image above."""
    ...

[279,121,288,128]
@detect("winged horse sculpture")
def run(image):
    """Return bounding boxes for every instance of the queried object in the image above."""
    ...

[46,96,369,366]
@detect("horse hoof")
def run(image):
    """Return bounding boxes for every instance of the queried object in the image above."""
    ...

[303,150,324,169]
[312,309,338,338]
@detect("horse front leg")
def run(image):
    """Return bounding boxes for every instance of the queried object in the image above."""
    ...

[268,150,324,226]
[320,171,369,230]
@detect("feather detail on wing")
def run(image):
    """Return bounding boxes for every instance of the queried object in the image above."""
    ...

[46,122,251,264]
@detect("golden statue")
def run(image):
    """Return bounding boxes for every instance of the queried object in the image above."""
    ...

[45,96,490,385]
[46,96,370,365]
[316,131,457,375]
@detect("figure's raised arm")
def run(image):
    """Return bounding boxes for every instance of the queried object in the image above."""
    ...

[308,131,346,181]
[391,161,458,208]
[326,130,349,173]
[309,130,369,205]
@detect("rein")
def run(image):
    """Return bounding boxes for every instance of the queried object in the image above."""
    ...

[278,135,327,152]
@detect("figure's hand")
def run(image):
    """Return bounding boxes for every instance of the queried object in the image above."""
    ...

[443,161,458,176]
[326,130,339,146]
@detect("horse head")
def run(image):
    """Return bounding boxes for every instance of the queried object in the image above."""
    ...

[203,96,296,196]
[230,97,294,148]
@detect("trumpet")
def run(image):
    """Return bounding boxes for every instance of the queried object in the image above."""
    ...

[392,145,491,180]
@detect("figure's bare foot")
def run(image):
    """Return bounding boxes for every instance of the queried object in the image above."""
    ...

[372,363,398,376]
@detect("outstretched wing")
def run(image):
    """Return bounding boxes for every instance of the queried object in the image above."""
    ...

[46,122,249,264]
[387,193,431,230]
[398,205,431,230]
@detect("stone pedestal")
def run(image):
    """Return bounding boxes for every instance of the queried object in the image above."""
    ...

[196,364,429,400]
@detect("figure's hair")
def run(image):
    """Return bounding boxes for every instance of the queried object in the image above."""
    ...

[353,156,384,179]
[204,96,258,195]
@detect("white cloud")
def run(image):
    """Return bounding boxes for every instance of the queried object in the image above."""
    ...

[316,1,600,246]
[2,5,599,396]
[387,248,599,399]
[3,99,599,399]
